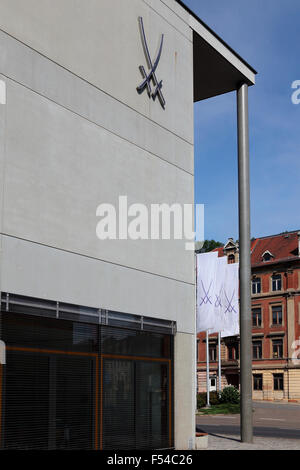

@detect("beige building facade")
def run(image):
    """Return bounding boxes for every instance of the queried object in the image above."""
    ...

[198,231,300,403]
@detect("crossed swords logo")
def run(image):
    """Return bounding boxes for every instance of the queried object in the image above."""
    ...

[199,281,237,314]
[137,17,166,109]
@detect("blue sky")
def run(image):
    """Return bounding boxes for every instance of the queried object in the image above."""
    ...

[183,0,300,243]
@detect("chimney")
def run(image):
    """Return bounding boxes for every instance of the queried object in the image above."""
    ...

[298,232,300,257]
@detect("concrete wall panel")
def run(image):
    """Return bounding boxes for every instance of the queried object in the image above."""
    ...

[0,0,194,143]
[2,78,194,284]
[0,30,194,175]
[0,235,195,335]
[174,332,196,448]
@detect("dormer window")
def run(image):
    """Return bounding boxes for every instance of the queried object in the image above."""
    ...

[228,254,235,264]
[262,250,274,262]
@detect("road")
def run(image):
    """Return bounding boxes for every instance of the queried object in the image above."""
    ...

[196,401,300,442]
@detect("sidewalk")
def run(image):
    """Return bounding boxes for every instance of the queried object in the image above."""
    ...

[206,433,300,450]
[197,400,300,450]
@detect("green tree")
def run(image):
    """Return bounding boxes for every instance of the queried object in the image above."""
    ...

[195,240,224,253]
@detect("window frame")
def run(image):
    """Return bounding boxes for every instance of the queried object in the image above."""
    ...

[272,338,284,359]
[252,307,262,328]
[269,302,285,328]
[271,274,282,292]
[228,343,239,361]
[273,373,284,391]
[209,343,217,362]
[252,277,262,295]
[253,374,263,391]
[272,305,283,326]
[252,340,263,359]
[228,254,235,264]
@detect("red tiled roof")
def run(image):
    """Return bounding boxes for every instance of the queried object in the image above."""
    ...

[212,246,225,257]
[251,231,299,266]
[211,231,299,266]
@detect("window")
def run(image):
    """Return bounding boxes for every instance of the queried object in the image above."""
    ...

[228,343,239,360]
[262,251,272,262]
[272,339,283,358]
[209,377,217,392]
[209,344,217,362]
[197,339,200,362]
[273,373,284,391]
[0,294,174,450]
[253,374,263,391]
[252,278,261,295]
[252,340,262,359]
[272,274,282,292]
[272,305,283,326]
[2,312,173,450]
[252,308,262,327]
[228,254,235,264]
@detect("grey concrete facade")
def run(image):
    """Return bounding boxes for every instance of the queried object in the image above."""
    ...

[0,0,255,449]
[0,0,196,449]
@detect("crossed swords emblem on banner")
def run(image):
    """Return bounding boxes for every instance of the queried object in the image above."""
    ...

[199,281,237,314]
[137,17,166,109]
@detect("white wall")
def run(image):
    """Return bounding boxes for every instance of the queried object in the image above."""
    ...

[0,0,196,450]
[0,0,194,144]
[0,0,195,307]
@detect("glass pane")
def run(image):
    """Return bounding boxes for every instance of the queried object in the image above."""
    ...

[102,359,135,450]
[257,282,261,293]
[252,309,262,326]
[4,352,49,449]
[2,313,98,352]
[102,359,170,450]
[55,356,94,449]
[135,362,169,450]
[101,326,171,358]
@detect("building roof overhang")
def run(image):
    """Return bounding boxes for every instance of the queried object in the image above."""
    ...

[175,0,257,102]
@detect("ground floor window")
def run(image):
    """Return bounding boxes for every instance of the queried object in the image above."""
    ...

[273,373,284,391]
[0,308,174,450]
[209,376,217,392]
[253,374,263,391]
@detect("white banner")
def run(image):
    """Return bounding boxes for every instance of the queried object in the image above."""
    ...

[221,263,239,338]
[213,256,228,333]
[196,252,239,337]
[196,252,218,333]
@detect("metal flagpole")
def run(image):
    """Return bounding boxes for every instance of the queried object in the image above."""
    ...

[206,330,210,407]
[237,83,253,443]
[195,254,198,408]
[218,332,222,396]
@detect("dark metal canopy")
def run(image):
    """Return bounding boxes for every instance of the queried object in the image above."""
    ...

[175,0,257,102]
[193,31,256,102]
